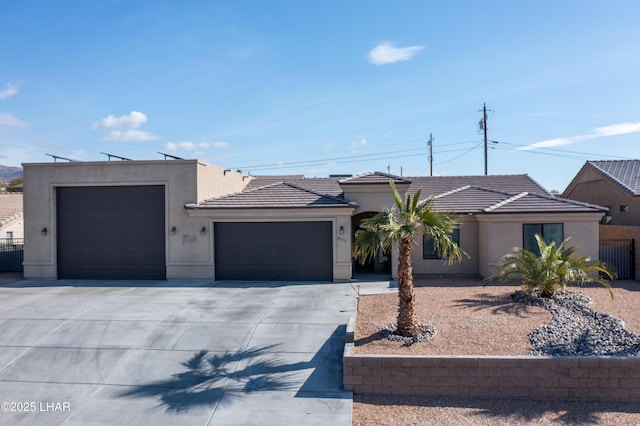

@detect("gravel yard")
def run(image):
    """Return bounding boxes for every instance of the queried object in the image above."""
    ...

[353,277,640,425]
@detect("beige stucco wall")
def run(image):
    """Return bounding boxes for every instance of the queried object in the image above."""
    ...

[341,183,410,215]
[187,207,355,281]
[411,216,479,276]
[22,160,248,280]
[476,212,604,278]
[564,168,640,226]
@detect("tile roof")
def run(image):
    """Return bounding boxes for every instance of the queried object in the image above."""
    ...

[191,171,601,214]
[480,191,605,214]
[338,171,413,185]
[246,176,343,197]
[587,160,640,197]
[0,193,23,226]
[408,174,549,197]
[186,182,356,209]
[429,186,604,214]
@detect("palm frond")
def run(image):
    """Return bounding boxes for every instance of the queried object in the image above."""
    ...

[486,234,615,298]
[389,180,403,211]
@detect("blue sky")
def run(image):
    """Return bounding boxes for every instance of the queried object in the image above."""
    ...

[1,1,639,192]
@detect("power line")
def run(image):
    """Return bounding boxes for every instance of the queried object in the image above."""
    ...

[493,140,628,160]
[234,147,426,171]
[435,143,483,166]
[245,151,431,172]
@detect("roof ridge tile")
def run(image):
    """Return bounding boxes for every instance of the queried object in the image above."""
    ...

[484,192,528,212]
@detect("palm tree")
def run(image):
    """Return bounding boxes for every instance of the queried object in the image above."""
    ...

[353,181,463,337]
[486,234,615,298]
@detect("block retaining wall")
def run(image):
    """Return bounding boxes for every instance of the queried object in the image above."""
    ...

[344,326,640,402]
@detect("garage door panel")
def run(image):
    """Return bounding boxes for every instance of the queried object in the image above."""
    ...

[215,222,332,281]
[57,186,166,280]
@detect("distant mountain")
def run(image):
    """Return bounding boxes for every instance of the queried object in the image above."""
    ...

[0,165,23,182]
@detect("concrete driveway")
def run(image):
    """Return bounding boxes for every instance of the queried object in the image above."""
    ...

[0,278,387,425]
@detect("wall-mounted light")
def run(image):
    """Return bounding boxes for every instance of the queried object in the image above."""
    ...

[339,225,344,235]
[170,226,176,235]
[41,227,48,236]
[200,226,207,235]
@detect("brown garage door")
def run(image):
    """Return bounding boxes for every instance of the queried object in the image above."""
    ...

[57,186,166,280]
[214,221,332,281]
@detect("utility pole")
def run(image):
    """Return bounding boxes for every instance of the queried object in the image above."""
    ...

[478,103,489,175]
[483,103,488,175]
[428,133,433,176]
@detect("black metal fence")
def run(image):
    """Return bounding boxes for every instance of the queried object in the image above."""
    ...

[599,239,634,280]
[0,238,24,272]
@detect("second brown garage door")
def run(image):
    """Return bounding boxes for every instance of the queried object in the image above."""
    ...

[214,221,333,281]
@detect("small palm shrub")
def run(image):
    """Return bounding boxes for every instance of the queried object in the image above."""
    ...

[485,234,615,298]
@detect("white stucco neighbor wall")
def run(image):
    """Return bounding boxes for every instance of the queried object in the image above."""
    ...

[22,160,248,280]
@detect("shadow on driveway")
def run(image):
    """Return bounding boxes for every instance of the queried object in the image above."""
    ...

[117,325,348,413]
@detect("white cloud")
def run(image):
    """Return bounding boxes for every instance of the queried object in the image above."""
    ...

[0,81,23,99]
[165,141,230,151]
[592,122,640,137]
[93,111,147,131]
[0,112,29,127]
[350,138,367,152]
[519,121,640,151]
[92,111,159,141]
[368,41,425,65]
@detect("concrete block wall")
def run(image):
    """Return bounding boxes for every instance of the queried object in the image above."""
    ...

[343,345,640,402]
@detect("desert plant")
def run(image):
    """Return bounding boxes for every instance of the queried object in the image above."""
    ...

[486,234,615,298]
[353,180,463,337]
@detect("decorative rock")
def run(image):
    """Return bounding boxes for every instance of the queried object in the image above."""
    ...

[379,323,436,347]
[512,290,640,356]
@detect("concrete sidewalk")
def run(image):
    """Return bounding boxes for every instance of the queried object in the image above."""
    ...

[0,278,392,425]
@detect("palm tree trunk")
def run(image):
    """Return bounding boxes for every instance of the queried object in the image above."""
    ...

[396,236,419,337]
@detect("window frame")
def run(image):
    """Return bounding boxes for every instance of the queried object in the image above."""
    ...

[522,223,564,255]
[423,227,460,260]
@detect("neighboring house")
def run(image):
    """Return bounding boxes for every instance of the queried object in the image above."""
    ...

[0,193,23,273]
[563,160,640,226]
[0,193,23,239]
[22,160,606,282]
[563,159,640,280]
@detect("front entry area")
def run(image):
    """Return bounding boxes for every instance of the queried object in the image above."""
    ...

[352,212,391,274]
[214,221,333,281]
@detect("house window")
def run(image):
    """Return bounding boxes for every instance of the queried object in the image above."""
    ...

[523,223,563,255]
[423,228,460,259]
[620,205,630,212]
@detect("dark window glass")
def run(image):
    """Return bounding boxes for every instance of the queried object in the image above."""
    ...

[523,223,563,255]
[423,228,460,259]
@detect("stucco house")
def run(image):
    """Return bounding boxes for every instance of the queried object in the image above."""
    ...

[563,160,640,226]
[22,159,606,282]
[563,159,640,279]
